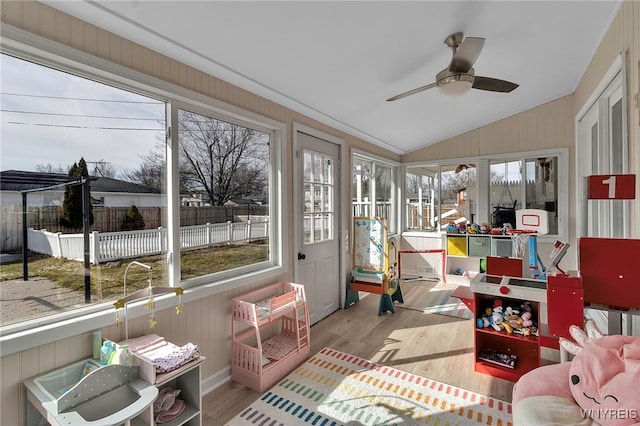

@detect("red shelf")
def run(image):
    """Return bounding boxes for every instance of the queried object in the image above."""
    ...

[473,293,541,381]
[475,326,539,343]
[475,355,539,382]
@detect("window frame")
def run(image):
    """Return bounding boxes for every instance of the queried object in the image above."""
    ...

[403,148,569,243]
[171,101,278,287]
[0,25,287,355]
[350,149,400,235]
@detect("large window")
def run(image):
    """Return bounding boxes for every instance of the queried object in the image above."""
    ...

[0,46,282,329]
[406,150,567,239]
[352,153,397,234]
[490,158,559,234]
[1,53,167,326]
[176,107,271,282]
[406,163,477,231]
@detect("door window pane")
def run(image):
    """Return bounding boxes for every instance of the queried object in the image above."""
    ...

[303,149,334,244]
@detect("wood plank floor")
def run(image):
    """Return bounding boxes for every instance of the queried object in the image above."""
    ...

[202,290,515,425]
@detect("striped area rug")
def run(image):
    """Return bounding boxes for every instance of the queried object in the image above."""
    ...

[396,281,474,320]
[227,347,512,426]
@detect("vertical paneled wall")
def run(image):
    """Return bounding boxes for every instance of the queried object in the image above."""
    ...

[401,96,575,162]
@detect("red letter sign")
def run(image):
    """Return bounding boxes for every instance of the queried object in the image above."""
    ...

[588,174,636,200]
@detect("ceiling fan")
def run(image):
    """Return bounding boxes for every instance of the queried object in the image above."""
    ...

[386,32,519,102]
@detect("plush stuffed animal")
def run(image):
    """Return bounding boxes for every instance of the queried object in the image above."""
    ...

[490,306,504,331]
[561,322,640,426]
[513,320,640,426]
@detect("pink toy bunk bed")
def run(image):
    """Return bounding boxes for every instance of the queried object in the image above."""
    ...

[231,282,310,392]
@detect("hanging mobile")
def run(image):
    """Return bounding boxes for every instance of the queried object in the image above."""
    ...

[146,296,157,328]
[113,298,125,326]
[175,287,184,314]
[117,262,185,338]
[143,266,157,328]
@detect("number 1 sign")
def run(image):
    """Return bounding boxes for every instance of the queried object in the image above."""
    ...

[587,174,636,199]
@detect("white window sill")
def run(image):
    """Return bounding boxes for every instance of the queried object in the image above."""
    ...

[401,230,445,238]
[0,264,285,357]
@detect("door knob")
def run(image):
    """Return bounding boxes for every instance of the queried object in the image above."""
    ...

[298,252,306,260]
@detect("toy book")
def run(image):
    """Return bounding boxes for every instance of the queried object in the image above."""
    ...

[478,348,518,369]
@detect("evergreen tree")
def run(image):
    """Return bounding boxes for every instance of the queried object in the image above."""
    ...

[60,158,94,229]
[121,205,146,231]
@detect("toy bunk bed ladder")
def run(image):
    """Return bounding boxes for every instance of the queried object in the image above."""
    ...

[296,299,310,351]
[295,284,309,350]
[293,302,304,353]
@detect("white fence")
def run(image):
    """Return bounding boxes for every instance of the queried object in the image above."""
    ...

[27,220,268,264]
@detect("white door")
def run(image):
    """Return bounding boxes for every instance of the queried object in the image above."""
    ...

[294,131,340,325]
[577,73,627,238]
[576,57,630,335]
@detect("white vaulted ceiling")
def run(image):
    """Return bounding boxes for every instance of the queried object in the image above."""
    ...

[43,1,622,155]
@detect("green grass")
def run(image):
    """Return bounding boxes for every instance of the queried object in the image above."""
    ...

[0,242,268,300]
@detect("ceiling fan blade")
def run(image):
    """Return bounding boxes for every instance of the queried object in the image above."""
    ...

[386,82,437,102]
[472,76,519,93]
[449,37,485,73]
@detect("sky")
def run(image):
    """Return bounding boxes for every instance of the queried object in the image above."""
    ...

[0,53,166,177]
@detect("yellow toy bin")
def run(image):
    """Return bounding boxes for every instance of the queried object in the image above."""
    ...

[447,235,468,256]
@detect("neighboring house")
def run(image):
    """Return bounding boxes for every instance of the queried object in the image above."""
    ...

[0,170,162,208]
[181,193,210,207]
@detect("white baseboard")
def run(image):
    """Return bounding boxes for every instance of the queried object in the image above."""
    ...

[201,366,231,396]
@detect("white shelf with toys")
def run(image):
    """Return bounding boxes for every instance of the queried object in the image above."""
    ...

[445,233,513,278]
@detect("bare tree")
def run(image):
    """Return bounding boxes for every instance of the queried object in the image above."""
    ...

[440,167,476,202]
[121,150,165,189]
[35,163,68,174]
[122,112,268,204]
[178,110,268,205]
[87,160,117,178]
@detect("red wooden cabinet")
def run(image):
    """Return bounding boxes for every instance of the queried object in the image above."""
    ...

[473,293,540,382]
[547,273,584,339]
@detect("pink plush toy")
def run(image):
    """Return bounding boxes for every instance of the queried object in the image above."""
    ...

[513,320,640,426]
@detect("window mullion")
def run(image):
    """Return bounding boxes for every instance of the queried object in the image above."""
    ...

[166,101,181,287]
[371,163,377,216]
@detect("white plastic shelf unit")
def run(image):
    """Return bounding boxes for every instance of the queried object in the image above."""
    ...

[131,357,204,426]
[231,282,310,392]
[446,234,513,276]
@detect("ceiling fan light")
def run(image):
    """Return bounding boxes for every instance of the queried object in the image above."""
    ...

[437,74,474,96]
